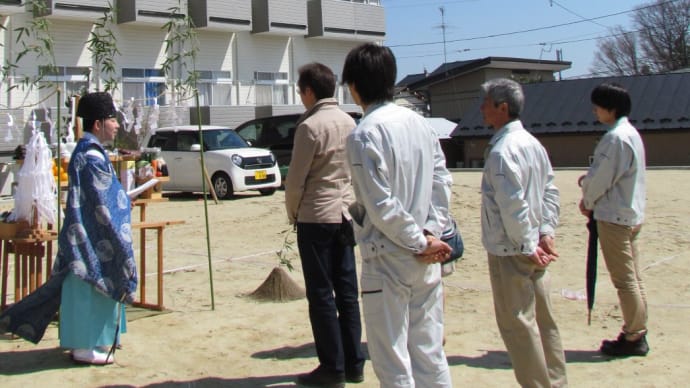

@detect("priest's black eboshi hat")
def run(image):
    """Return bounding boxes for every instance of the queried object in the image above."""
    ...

[76,92,117,120]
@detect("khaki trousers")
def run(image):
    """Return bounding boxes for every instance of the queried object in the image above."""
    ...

[488,254,567,388]
[597,221,647,338]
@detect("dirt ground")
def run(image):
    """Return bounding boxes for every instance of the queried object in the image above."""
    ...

[0,169,688,387]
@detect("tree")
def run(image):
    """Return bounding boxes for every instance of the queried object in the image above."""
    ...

[591,26,645,76]
[591,0,689,75]
[635,0,690,72]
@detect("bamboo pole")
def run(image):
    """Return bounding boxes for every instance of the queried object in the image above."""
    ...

[195,91,215,310]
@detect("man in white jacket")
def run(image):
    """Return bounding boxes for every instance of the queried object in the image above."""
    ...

[342,43,453,387]
[480,78,567,387]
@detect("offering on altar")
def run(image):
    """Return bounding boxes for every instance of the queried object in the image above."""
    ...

[10,130,57,235]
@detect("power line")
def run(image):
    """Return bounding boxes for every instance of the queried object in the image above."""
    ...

[383,0,481,9]
[550,0,610,29]
[388,0,681,48]
[395,21,687,61]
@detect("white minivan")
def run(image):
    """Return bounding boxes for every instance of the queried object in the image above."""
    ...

[143,126,281,199]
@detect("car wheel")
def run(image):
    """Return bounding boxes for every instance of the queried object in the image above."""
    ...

[259,188,276,196]
[212,172,234,199]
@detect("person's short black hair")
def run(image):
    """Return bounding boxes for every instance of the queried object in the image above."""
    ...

[341,43,396,105]
[590,83,631,118]
[297,62,336,100]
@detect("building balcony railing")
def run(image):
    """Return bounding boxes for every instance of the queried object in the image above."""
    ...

[188,0,251,31]
[117,0,185,26]
[0,0,23,15]
[307,0,385,41]
[31,0,111,20]
[252,0,308,36]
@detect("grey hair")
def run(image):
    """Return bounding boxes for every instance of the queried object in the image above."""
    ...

[480,78,524,118]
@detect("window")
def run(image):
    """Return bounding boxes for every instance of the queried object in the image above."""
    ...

[254,71,288,82]
[38,66,89,104]
[122,68,167,106]
[203,129,247,150]
[196,70,232,106]
[235,121,261,144]
[254,71,289,105]
[175,132,197,151]
[150,132,174,150]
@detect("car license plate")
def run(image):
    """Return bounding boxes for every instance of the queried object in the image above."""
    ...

[255,170,267,180]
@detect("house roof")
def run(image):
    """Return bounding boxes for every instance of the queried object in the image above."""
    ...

[426,117,458,139]
[396,73,427,89]
[451,72,690,138]
[406,57,572,90]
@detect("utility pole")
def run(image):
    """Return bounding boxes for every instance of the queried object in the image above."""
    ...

[556,48,563,81]
[439,6,448,73]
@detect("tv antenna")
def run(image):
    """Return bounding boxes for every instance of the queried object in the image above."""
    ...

[438,7,448,71]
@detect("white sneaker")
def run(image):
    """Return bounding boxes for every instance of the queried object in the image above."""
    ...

[72,348,115,365]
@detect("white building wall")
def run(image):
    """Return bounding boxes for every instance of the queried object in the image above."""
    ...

[236,33,291,82]
[49,21,93,67]
[195,31,234,72]
[116,25,168,70]
[292,38,359,104]
[0,3,383,155]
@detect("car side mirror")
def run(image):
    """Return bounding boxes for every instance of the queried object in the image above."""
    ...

[190,144,201,152]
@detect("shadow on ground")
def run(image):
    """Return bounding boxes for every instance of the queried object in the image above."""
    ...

[446,348,611,370]
[103,375,301,388]
[251,341,370,362]
[0,346,77,374]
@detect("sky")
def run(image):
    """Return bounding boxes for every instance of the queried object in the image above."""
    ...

[381,0,642,82]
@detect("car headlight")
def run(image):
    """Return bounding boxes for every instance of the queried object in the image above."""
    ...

[231,154,243,167]
[269,152,276,166]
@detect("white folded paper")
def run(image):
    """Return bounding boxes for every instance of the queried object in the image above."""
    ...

[127,178,159,200]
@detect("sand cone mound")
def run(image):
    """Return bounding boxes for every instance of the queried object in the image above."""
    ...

[249,266,305,302]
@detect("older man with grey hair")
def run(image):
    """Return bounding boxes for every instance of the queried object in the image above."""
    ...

[480,78,567,387]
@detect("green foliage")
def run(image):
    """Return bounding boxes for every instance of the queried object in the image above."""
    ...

[87,1,120,93]
[10,0,58,100]
[160,0,200,105]
[276,228,297,272]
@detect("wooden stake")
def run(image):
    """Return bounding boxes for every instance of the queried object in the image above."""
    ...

[203,165,218,204]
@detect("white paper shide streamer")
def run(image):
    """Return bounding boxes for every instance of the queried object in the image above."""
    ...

[11,127,57,227]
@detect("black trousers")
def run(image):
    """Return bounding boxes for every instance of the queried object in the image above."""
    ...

[297,220,365,375]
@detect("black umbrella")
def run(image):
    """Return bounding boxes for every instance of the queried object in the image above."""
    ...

[586,213,598,325]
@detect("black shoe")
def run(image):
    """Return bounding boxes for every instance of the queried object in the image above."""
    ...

[296,366,345,388]
[600,332,649,357]
[345,370,364,384]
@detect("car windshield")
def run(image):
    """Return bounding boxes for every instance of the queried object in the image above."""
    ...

[202,129,249,150]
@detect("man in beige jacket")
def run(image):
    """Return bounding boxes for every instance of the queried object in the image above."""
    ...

[285,62,364,388]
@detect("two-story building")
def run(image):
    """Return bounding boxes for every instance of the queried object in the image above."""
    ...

[401,57,571,122]
[0,0,385,152]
